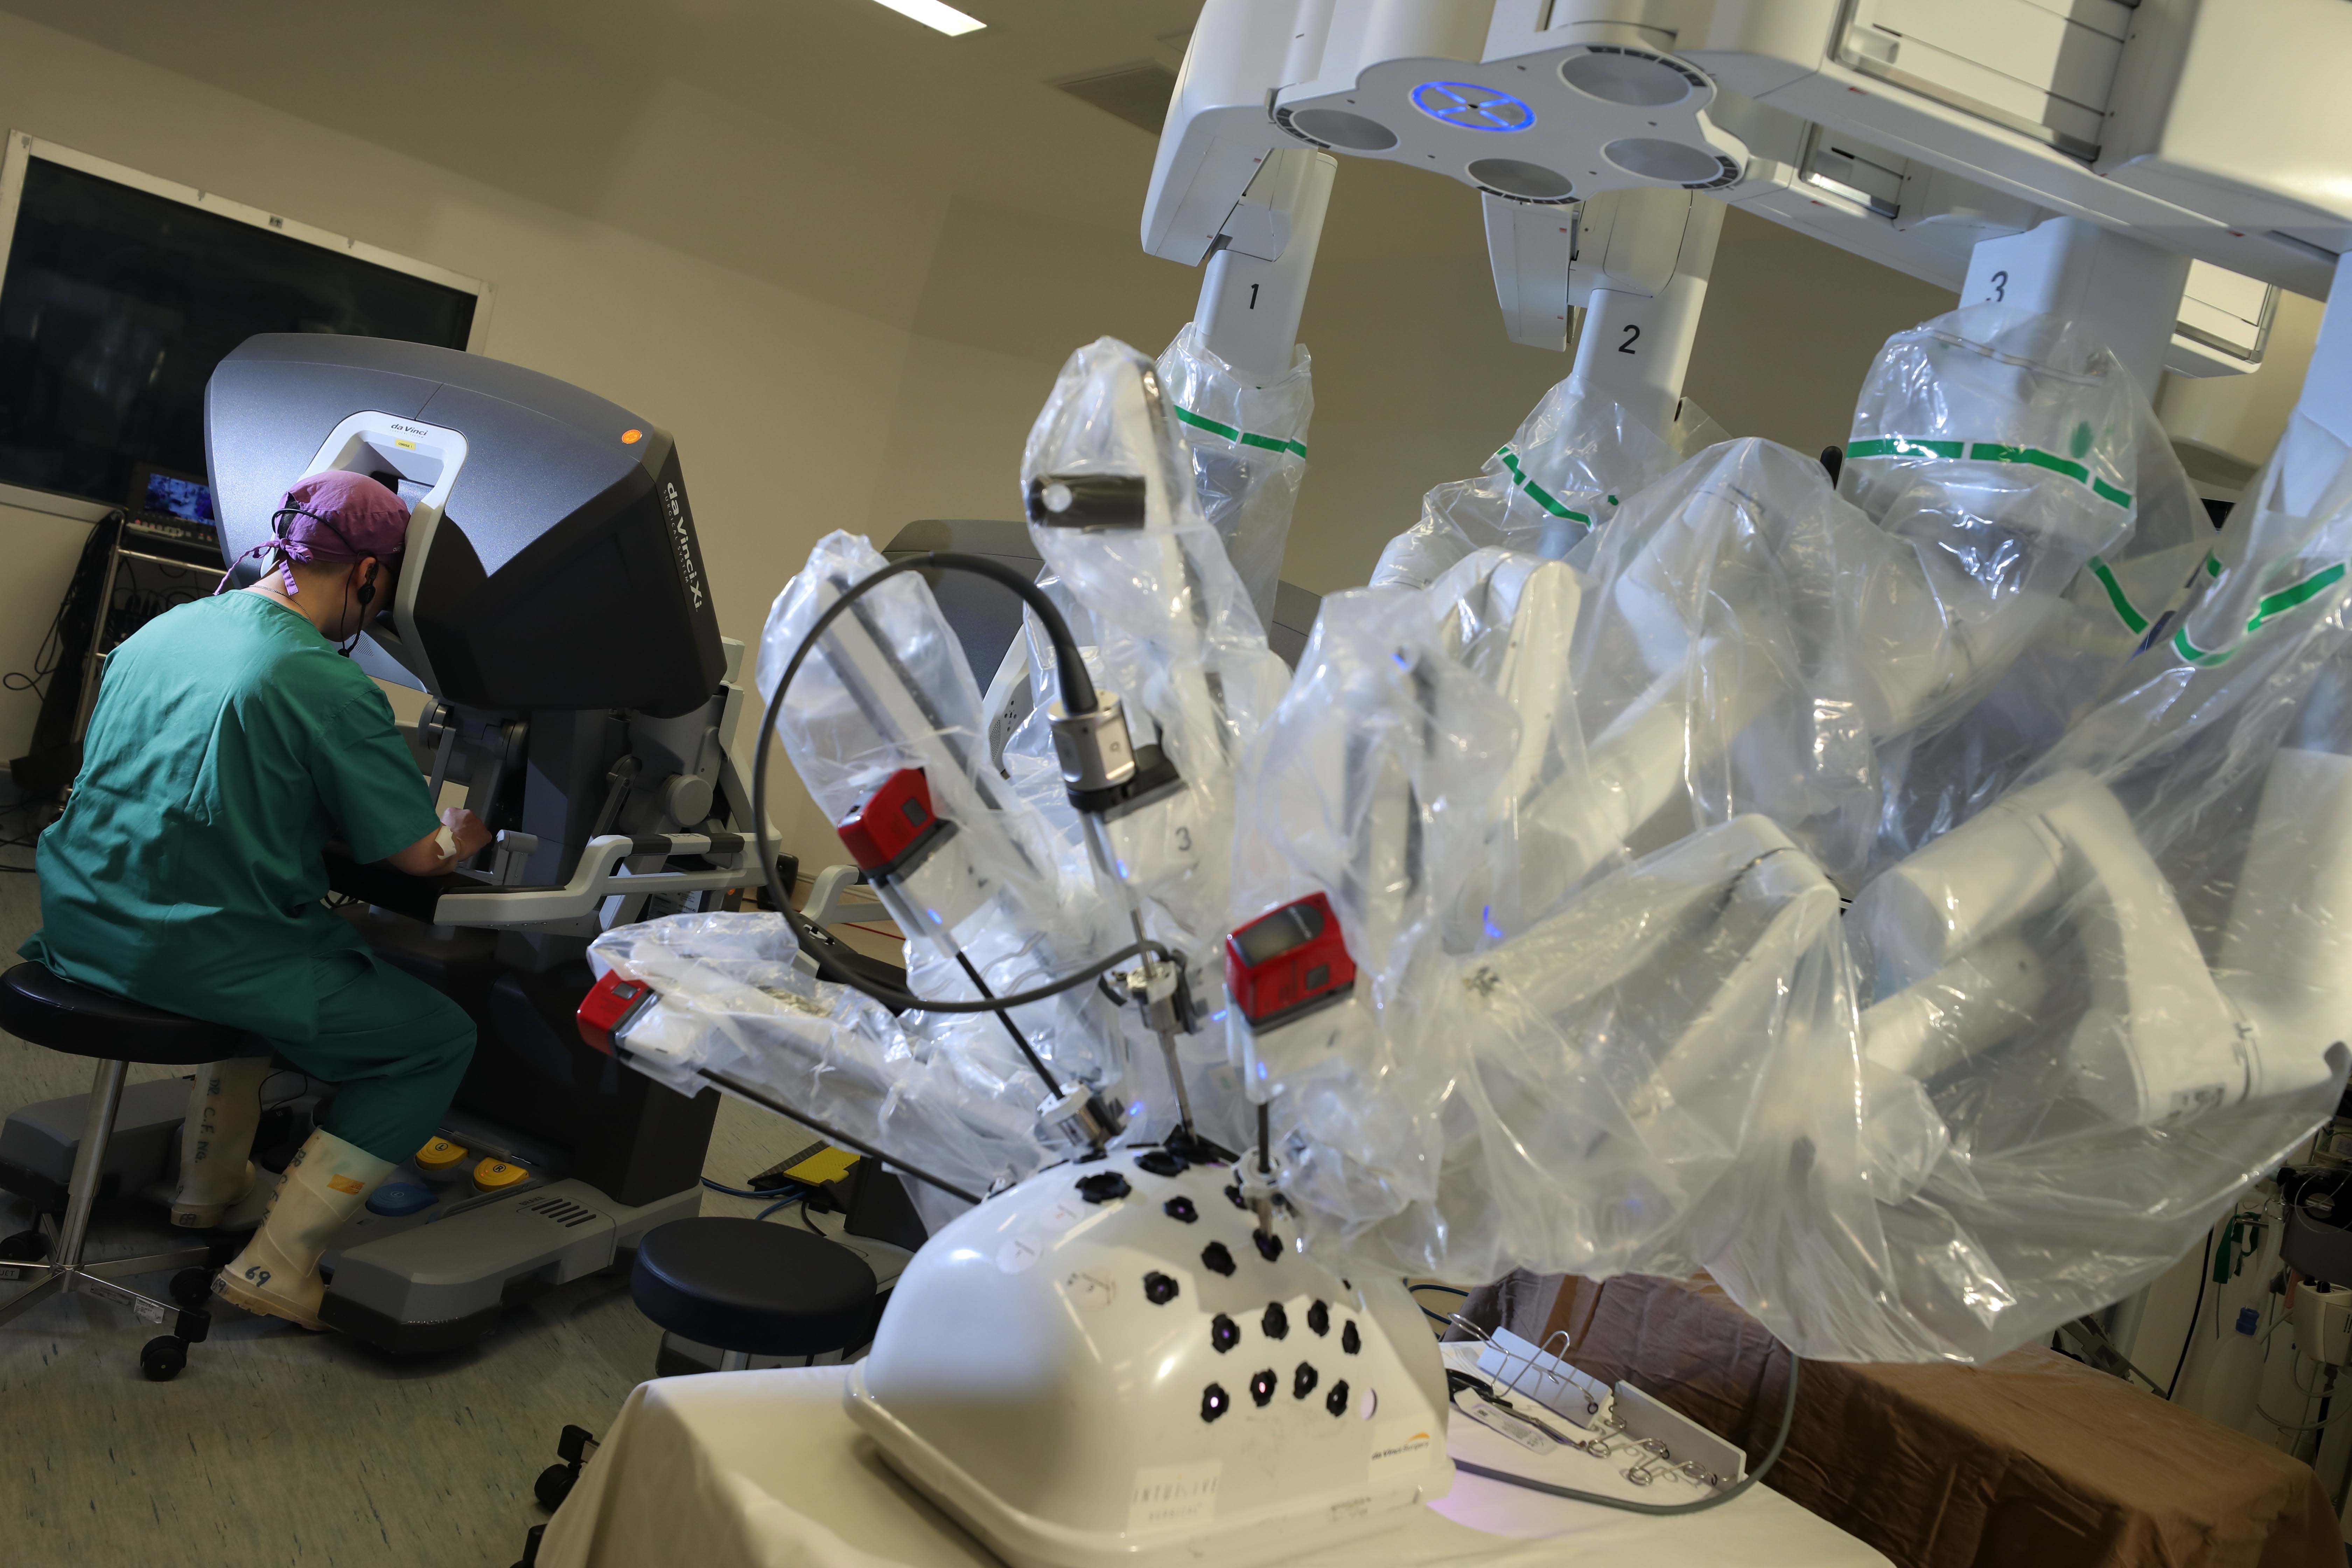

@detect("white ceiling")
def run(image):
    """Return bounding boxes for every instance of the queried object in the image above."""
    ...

[0,0,1488,268]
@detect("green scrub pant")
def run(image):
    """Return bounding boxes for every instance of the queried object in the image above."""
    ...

[254,948,477,1165]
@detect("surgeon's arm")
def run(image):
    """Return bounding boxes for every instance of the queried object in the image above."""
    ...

[386,808,492,876]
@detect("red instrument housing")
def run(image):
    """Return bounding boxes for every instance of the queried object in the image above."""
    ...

[577,968,657,1056]
[1225,892,1356,1029]
[837,766,947,878]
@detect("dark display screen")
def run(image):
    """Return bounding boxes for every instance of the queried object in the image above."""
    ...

[0,156,476,507]
[1232,899,1325,967]
[139,468,214,523]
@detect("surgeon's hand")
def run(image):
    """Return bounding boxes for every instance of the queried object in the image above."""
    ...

[388,808,492,875]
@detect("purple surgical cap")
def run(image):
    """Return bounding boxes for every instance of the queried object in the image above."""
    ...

[217,470,413,597]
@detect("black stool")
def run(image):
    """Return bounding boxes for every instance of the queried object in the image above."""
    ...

[631,1217,877,1372]
[0,962,231,1378]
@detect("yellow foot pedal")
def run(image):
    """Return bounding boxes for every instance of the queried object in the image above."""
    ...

[783,1146,861,1187]
[472,1158,528,1192]
[416,1137,469,1180]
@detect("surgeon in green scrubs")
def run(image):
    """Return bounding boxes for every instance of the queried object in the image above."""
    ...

[22,470,491,1330]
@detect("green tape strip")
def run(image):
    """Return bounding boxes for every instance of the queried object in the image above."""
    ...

[2171,562,2350,665]
[1173,404,1307,459]
[2086,555,2149,635]
[1847,436,1963,460]
[1495,444,1591,524]
[1849,435,2133,509]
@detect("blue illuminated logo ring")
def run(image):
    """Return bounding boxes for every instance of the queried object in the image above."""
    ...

[1410,80,1535,134]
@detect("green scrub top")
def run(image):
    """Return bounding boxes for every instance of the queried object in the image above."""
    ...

[22,592,441,1042]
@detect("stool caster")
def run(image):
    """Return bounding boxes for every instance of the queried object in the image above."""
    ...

[533,1463,575,1512]
[534,1423,598,1511]
[169,1267,214,1311]
[139,1335,189,1381]
[511,1522,546,1567]
[0,1228,48,1263]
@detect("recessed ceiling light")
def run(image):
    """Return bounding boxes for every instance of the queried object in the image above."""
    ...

[868,0,986,36]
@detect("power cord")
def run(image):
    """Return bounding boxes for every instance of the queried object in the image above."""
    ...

[2165,1225,2215,1400]
[1454,1355,1801,1518]
[700,1177,807,1201]
[749,552,1176,1014]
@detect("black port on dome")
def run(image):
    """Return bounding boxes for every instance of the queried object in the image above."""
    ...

[1252,1229,1283,1262]
[1262,1302,1289,1340]
[1326,1380,1350,1417]
[1201,1383,1231,1422]
[1307,1300,1331,1337]
[1163,1196,1198,1224]
[1342,1321,1361,1355]
[1142,1271,1179,1306]
[1210,1313,1240,1353]
[1201,1241,1236,1277]
[1293,1362,1319,1400]
[1250,1368,1278,1407]
[1076,1172,1130,1204]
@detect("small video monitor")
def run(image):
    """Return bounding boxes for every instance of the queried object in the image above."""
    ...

[131,464,217,524]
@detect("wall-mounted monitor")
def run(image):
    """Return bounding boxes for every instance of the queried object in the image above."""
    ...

[0,134,491,514]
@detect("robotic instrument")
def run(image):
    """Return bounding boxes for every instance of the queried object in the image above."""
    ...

[0,336,779,1352]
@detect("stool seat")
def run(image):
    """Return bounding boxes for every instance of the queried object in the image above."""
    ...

[631,1217,877,1359]
[0,962,245,1065]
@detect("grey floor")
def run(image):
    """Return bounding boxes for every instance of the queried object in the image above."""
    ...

[0,866,852,1567]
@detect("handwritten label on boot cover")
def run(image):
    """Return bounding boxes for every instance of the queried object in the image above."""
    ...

[993,1196,1089,1273]
[1130,1460,1221,1533]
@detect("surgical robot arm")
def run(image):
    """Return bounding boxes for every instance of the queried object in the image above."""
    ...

[1852,766,2347,1128]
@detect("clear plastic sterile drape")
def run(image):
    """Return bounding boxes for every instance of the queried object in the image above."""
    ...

[1371,376,1718,590]
[1843,305,2212,871]
[587,912,1047,1234]
[602,302,2350,1368]
[757,530,1129,1106]
[1155,321,1314,630]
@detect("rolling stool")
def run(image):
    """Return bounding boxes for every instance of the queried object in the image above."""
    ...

[631,1216,878,1374]
[0,961,232,1379]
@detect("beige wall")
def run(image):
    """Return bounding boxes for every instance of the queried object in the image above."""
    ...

[1280,175,1956,595]
[0,9,1961,866]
